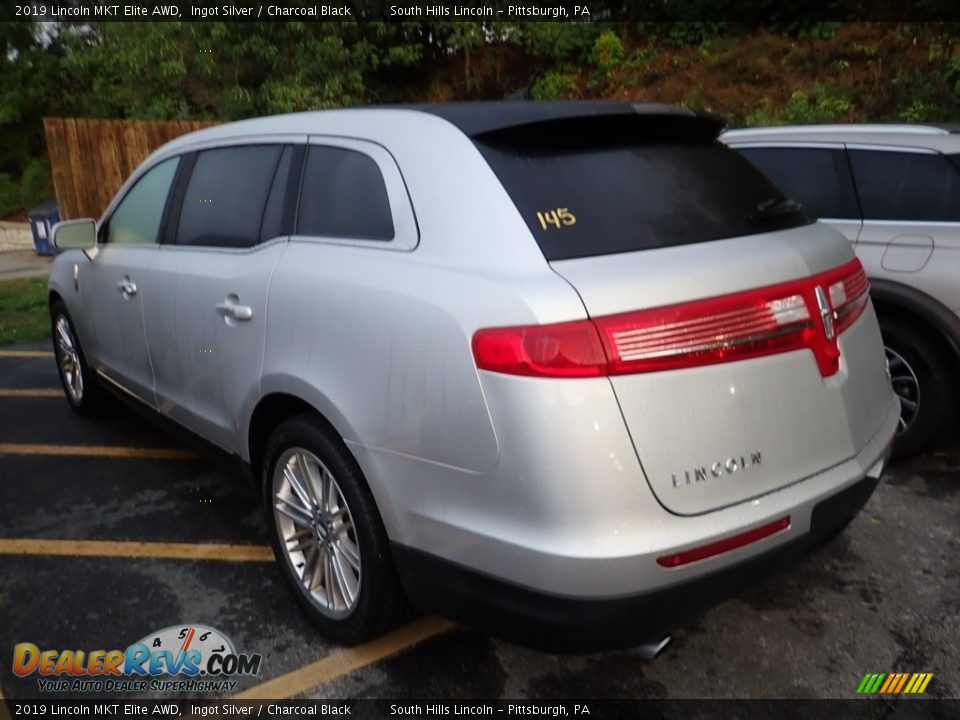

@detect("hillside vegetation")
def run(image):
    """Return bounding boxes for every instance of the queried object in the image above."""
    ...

[1,20,958,217]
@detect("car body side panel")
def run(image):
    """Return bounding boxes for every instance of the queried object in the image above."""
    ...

[144,240,287,454]
[81,245,160,406]
[857,222,960,329]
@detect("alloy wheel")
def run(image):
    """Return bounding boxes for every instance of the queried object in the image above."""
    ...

[54,315,84,403]
[886,345,919,435]
[272,448,362,618]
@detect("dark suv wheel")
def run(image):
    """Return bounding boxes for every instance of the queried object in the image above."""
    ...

[880,316,952,460]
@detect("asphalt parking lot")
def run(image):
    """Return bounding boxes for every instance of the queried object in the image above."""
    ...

[0,340,958,702]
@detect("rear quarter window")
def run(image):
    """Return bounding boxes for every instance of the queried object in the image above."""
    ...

[848,149,960,222]
[477,138,809,261]
[296,146,395,241]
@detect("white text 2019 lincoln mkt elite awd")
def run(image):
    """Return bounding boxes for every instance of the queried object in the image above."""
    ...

[49,102,898,652]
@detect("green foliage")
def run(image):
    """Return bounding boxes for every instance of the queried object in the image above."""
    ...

[520,23,603,64]
[0,173,19,219]
[592,31,625,73]
[792,22,843,39]
[19,158,53,211]
[747,85,853,125]
[900,100,935,122]
[531,71,580,100]
[639,22,728,48]
[0,277,50,345]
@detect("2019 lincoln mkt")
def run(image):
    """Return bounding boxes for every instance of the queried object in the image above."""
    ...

[48,102,898,652]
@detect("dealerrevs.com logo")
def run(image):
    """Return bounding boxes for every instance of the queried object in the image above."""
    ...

[13,625,262,693]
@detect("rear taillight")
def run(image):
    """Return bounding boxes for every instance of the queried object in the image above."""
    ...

[471,319,606,378]
[593,289,814,375]
[826,261,870,335]
[472,258,869,379]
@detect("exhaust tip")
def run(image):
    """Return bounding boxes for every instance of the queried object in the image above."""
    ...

[629,634,672,662]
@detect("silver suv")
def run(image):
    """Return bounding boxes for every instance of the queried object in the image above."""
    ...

[49,103,897,651]
[723,125,960,458]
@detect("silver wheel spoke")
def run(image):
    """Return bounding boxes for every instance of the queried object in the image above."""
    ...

[334,538,361,571]
[898,396,918,411]
[283,463,315,512]
[324,551,338,608]
[275,495,313,528]
[302,546,320,590]
[297,451,322,506]
[330,549,356,606]
[320,467,333,513]
[287,535,315,553]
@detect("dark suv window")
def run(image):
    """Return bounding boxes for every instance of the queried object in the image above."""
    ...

[176,145,283,248]
[847,149,960,222]
[477,134,809,262]
[735,147,860,221]
[296,146,394,241]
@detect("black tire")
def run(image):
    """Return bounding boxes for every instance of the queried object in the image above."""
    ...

[261,413,402,644]
[880,316,953,461]
[50,300,104,415]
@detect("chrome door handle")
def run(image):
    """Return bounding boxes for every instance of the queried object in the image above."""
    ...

[215,301,253,321]
[116,279,137,297]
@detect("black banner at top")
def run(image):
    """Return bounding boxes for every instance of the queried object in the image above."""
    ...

[9,0,960,22]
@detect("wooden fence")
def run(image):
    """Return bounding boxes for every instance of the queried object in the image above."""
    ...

[43,118,218,220]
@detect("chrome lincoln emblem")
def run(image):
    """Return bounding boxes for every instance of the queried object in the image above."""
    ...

[815,285,834,339]
[671,451,762,488]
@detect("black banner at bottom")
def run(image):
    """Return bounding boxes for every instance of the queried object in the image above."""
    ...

[3,699,959,720]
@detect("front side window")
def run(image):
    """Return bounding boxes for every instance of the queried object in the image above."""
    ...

[296,146,395,241]
[176,145,283,248]
[734,146,860,221]
[106,157,179,245]
[847,149,960,222]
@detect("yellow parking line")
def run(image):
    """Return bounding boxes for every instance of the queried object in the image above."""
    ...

[0,538,274,562]
[0,388,61,397]
[0,349,53,358]
[234,616,457,699]
[0,443,197,459]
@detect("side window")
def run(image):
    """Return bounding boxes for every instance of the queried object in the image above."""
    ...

[106,157,179,245]
[176,145,283,248]
[297,146,395,241]
[735,147,860,220]
[847,149,960,222]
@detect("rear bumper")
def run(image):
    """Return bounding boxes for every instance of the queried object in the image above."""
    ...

[393,473,882,653]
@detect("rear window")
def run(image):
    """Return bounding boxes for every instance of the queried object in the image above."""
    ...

[476,134,809,261]
[735,146,861,220]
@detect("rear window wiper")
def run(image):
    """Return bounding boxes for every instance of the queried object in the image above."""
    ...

[750,197,803,224]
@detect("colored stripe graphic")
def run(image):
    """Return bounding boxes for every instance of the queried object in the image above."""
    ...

[857,672,932,695]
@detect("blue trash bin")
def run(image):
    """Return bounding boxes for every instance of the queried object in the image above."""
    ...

[28,200,61,256]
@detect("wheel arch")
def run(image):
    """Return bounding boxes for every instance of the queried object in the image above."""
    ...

[247,386,400,539]
[869,279,960,369]
[246,378,363,486]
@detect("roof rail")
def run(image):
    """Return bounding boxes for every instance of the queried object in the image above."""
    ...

[723,124,950,137]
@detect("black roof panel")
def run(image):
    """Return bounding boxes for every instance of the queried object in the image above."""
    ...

[405,101,726,139]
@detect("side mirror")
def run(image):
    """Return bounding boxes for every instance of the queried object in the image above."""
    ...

[52,219,97,252]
